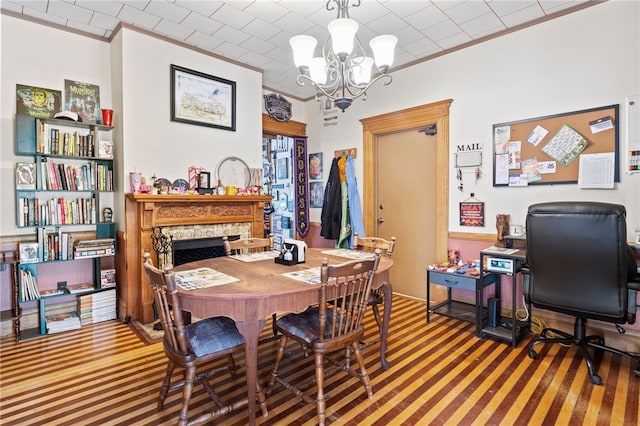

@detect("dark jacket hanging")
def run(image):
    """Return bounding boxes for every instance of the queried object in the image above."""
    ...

[320,157,342,240]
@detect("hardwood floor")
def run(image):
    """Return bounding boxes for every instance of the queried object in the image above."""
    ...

[1,295,638,425]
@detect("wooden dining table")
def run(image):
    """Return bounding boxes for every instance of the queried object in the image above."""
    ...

[175,247,394,426]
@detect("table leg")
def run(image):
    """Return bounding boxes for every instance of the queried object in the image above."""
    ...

[379,281,393,371]
[235,319,266,426]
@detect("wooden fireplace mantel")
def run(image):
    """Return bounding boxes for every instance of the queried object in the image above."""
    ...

[118,193,273,323]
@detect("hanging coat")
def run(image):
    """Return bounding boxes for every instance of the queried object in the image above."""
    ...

[346,155,365,248]
[320,157,342,240]
[337,156,351,248]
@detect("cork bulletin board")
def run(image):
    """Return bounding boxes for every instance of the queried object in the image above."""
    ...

[492,104,619,186]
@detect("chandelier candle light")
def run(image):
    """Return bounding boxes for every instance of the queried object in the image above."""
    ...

[290,0,397,112]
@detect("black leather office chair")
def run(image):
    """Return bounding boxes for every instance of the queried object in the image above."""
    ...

[525,201,640,385]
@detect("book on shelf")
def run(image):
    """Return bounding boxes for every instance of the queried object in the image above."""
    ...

[65,282,95,294]
[46,312,81,333]
[20,268,40,301]
[37,228,75,261]
[40,288,65,297]
[78,289,116,325]
[101,268,116,288]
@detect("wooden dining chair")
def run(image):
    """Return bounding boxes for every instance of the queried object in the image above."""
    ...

[266,250,381,426]
[353,232,396,348]
[142,252,268,426]
[223,234,274,255]
[222,234,281,339]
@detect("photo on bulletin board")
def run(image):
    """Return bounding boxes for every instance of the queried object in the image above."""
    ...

[276,157,289,180]
[492,104,619,187]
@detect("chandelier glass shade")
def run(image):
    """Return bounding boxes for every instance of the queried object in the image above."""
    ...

[289,0,397,112]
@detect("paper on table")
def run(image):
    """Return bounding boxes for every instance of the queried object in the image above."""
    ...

[281,267,321,284]
[482,246,520,255]
[229,250,280,262]
[175,267,239,290]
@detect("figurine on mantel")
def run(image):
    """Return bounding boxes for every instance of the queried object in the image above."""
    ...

[495,214,510,247]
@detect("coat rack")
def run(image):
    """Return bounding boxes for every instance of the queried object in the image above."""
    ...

[334,148,357,158]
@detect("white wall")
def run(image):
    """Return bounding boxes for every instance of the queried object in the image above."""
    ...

[118,28,263,197]
[0,17,265,235]
[305,1,640,240]
[0,15,112,237]
[2,1,639,239]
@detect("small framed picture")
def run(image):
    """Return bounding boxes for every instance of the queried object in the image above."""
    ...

[19,242,39,263]
[198,171,211,189]
[309,153,323,180]
[98,140,113,159]
[310,181,324,208]
[16,163,36,190]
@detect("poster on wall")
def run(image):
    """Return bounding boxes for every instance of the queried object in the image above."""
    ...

[310,181,324,208]
[309,152,323,180]
[64,80,101,123]
[459,201,485,227]
[16,84,61,119]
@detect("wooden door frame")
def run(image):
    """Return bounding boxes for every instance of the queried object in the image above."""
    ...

[360,99,453,262]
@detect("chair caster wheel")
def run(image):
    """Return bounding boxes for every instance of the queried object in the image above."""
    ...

[528,348,538,359]
[589,374,602,385]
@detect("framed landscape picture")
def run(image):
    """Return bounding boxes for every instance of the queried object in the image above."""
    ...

[170,64,236,131]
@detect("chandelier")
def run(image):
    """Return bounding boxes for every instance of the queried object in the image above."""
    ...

[289,0,397,112]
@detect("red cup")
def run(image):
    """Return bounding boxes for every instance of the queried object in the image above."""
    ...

[101,109,113,126]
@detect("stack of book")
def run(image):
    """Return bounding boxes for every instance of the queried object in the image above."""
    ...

[74,238,115,259]
[45,312,81,333]
[78,289,116,326]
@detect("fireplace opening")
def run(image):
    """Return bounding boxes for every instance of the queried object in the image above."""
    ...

[172,235,239,266]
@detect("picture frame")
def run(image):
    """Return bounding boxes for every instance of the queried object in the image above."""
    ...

[170,64,236,131]
[309,152,323,180]
[309,181,324,208]
[16,163,36,190]
[16,84,61,119]
[19,242,39,263]
[198,171,211,189]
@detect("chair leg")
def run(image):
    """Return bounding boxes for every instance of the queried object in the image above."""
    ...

[158,361,176,409]
[352,342,373,398]
[315,352,326,426]
[267,336,288,395]
[256,382,269,417]
[226,354,237,379]
[272,313,278,337]
[179,367,196,426]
